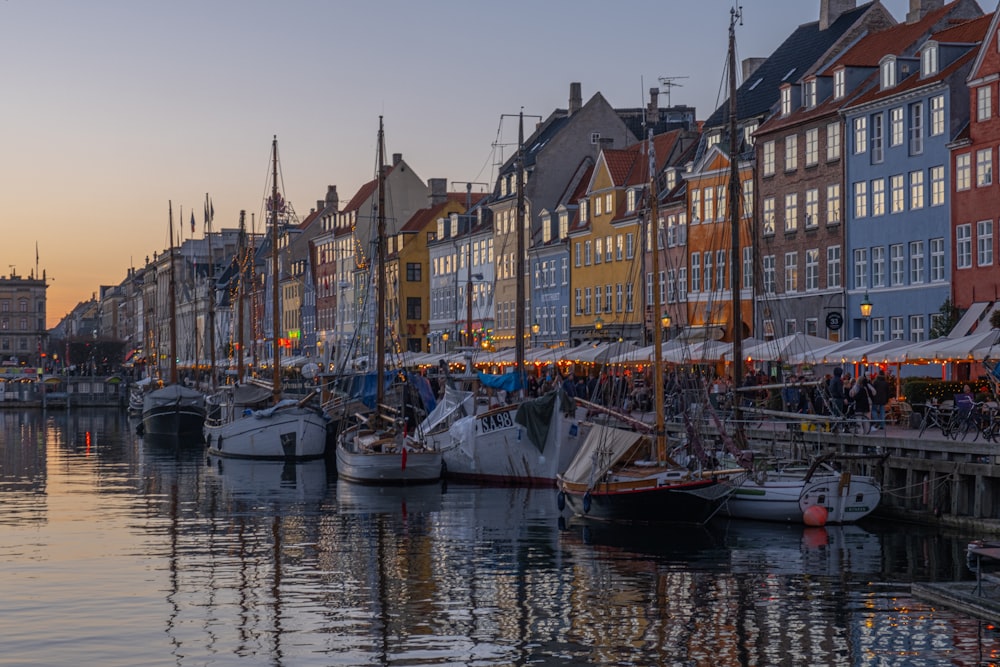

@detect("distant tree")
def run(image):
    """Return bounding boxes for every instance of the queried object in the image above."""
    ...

[991,308,1000,331]
[930,298,960,339]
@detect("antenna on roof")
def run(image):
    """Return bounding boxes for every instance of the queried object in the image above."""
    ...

[658,76,689,107]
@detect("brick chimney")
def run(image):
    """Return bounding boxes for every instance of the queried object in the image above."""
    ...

[743,57,767,81]
[569,82,582,116]
[428,178,448,206]
[819,0,856,31]
[392,153,402,166]
[907,0,944,23]
[325,185,338,210]
[646,87,660,126]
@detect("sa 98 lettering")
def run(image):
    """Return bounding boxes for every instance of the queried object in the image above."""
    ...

[478,410,514,434]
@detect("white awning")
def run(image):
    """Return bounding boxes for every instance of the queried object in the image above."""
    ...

[948,301,991,338]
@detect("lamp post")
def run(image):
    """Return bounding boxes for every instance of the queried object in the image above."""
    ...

[441,330,449,352]
[594,316,604,337]
[531,321,540,348]
[661,313,672,342]
[860,291,873,342]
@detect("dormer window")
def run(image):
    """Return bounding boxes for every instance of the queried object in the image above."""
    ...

[665,170,677,192]
[743,121,758,148]
[921,41,938,77]
[706,132,721,148]
[834,69,845,99]
[880,56,896,90]
[626,188,637,213]
[804,79,817,109]
[580,199,588,223]
[780,86,792,116]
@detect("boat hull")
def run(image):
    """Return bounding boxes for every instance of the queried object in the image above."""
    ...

[141,385,206,440]
[337,425,442,484]
[723,473,881,524]
[558,477,731,524]
[205,407,328,461]
[435,401,581,487]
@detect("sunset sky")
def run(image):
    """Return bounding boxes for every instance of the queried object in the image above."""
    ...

[0,0,914,327]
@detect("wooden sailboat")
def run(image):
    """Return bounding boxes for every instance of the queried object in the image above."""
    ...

[141,201,207,441]
[335,117,443,484]
[204,136,328,461]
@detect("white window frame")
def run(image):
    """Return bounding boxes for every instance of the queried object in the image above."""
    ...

[957,223,972,269]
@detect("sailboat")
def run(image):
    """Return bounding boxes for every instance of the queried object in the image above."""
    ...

[427,111,582,486]
[141,201,207,441]
[335,117,443,484]
[204,136,328,461]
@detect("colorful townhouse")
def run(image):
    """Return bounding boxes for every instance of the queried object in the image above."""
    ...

[951,7,1000,324]
[843,6,987,343]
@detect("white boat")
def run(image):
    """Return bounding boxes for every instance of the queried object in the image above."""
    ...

[722,456,882,524]
[335,117,441,484]
[204,137,328,461]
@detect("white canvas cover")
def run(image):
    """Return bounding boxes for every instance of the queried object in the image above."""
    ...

[560,423,646,486]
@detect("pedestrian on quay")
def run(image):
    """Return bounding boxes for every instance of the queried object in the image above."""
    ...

[850,373,875,431]
[871,371,891,430]
[829,368,846,417]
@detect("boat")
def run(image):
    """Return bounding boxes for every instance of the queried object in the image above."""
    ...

[722,453,882,524]
[335,117,442,484]
[430,111,583,486]
[204,137,328,461]
[141,201,207,440]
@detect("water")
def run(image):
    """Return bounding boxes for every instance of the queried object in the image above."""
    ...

[1,408,998,666]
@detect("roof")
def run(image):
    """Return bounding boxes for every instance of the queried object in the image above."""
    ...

[704,2,877,129]
[823,2,955,71]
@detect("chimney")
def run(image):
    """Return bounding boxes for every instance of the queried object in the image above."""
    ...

[428,178,448,206]
[325,185,338,210]
[392,153,402,166]
[742,57,767,81]
[819,0,856,31]
[316,200,324,212]
[569,82,582,116]
[646,87,660,126]
[907,0,943,23]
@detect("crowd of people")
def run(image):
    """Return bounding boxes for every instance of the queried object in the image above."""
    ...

[780,367,894,430]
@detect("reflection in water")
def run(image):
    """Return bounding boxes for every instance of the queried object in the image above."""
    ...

[0,408,998,666]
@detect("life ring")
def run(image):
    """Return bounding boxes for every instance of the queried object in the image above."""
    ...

[582,491,592,514]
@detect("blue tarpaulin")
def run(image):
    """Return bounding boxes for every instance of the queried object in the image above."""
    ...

[478,371,522,393]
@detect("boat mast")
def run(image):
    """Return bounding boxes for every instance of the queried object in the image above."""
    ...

[514,111,526,396]
[375,117,387,410]
[237,209,247,382]
[270,136,282,402]
[465,183,474,348]
[728,6,744,422]
[206,193,217,393]
[648,131,667,463]
[168,200,178,387]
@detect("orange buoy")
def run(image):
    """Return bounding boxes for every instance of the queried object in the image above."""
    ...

[802,504,828,527]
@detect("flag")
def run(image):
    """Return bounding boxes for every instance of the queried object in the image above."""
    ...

[190,211,195,234]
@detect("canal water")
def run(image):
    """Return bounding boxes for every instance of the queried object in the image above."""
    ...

[1,408,998,666]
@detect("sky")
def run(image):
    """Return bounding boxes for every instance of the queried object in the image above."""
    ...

[0,0,916,327]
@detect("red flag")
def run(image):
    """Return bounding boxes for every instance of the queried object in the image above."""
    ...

[401,447,408,470]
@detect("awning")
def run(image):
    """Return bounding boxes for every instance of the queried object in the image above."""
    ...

[948,301,992,338]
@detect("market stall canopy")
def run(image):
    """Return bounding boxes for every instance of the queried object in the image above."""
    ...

[884,328,1000,363]
[742,333,837,363]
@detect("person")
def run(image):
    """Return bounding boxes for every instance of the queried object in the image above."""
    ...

[562,370,577,399]
[850,374,874,430]
[781,377,801,413]
[871,372,891,430]
[954,383,976,423]
[829,367,846,417]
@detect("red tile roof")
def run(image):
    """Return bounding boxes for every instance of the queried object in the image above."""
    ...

[823,3,955,72]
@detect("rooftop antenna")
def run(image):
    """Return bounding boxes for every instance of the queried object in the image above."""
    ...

[658,76,689,108]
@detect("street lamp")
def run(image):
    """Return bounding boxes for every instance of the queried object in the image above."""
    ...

[531,321,539,347]
[860,291,873,341]
[594,316,604,333]
[661,313,672,341]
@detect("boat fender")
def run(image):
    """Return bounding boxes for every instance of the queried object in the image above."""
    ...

[802,504,828,527]
[557,491,566,511]
[582,491,592,514]
[754,470,767,485]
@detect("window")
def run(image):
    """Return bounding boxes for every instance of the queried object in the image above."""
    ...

[742,179,753,218]
[834,69,845,98]
[978,85,993,122]
[785,134,798,171]
[763,141,775,176]
[678,268,687,300]
[784,319,798,336]
[890,316,904,340]
[806,318,818,336]
[854,117,867,154]
[930,166,945,206]
[909,240,924,284]
[622,234,630,260]
[625,283,634,312]
[616,284,623,312]
[827,122,841,160]
[957,153,971,191]
[574,288,582,315]
[854,181,867,219]
[930,95,944,136]
[716,249,726,291]
[871,112,884,163]
[691,253,701,291]
[784,193,798,233]
[580,200,588,222]
[781,86,792,115]
[605,193,612,213]
[890,243,904,286]
[930,238,945,282]
[978,220,994,266]
[608,235,614,262]
[909,170,925,210]
[957,223,972,269]
[584,240,591,265]
[626,189,636,212]
[406,297,421,320]
[872,246,885,287]
[872,317,885,342]
[605,284,612,312]
[743,246,753,291]
[806,249,819,291]
[805,128,818,166]
[704,187,714,222]
[890,107,904,146]
[805,189,818,228]
[703,251,713,292]
[574,242,581,267]
[978,148,993,187]
[716,185,726,221]
[804,80,816,108]
[871,178,885,216]
[909,103,923,155]
[891,174,905,213]
[881,57,896,89]
[584,287,592,314]
[826,184,841,224]
[854,248,868,289]
[691,189,701,222]
[910,315,925,343]
[594,196,602,216]
[763,255,776,293]
[666,269,676,303]
[827,246,841,288]
[763,197,775,235]
[405,263,421,281]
